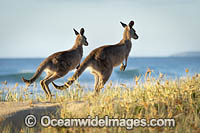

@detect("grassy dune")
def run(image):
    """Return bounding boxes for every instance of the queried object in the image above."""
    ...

[0,70,200,132]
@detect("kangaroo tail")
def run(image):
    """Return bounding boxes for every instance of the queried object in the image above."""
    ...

[52,56,93,90]
[21,63,46,86]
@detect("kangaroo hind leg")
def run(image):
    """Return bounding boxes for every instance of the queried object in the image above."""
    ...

[91,71,100,92]
[43,73,60,99]
[96,67,113,93]
[40,73,53,97]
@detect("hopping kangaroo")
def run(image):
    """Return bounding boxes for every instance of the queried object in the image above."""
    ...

[52,21,139,93]
[22,28,88,98]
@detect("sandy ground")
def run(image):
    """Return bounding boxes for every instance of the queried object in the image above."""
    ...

[0,101,61,132]
[0,101,60,118]
[0,100,88,132]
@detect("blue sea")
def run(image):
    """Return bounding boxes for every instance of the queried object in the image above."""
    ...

[0,57,200,91]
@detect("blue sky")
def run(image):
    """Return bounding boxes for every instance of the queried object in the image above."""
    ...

[0,0,200,58]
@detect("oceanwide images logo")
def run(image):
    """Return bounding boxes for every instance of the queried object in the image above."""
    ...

[40,115,146,129]
[25,114,175,129]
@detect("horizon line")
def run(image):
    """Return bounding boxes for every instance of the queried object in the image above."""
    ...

[0,56,200,59]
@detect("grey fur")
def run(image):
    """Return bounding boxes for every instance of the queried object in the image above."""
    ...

[22,28,88,99]
[52,21,139,93]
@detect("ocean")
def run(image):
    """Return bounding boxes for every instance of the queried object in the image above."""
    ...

[0,57,200,91]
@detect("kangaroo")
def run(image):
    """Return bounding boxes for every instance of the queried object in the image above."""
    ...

[22,28,88,98]
[52,21,139,93]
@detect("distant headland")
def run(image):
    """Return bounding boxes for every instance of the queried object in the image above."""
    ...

[170,51,200,57]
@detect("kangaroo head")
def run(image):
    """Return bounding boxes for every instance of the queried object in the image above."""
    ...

[120,21,139,40]
[73,28,88,46]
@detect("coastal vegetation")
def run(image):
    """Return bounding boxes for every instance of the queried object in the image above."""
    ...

[0,69,200,132]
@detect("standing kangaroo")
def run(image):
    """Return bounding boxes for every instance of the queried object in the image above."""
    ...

[22,28,88,98]
[52,21,138,93]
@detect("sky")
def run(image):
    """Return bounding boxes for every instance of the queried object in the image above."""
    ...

[0,0,200,58]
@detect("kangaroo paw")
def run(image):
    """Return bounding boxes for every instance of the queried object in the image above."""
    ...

[120,65,126,71]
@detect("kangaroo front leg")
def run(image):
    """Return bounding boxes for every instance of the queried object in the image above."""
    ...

[120,56,128,71]
[120,63,126,71]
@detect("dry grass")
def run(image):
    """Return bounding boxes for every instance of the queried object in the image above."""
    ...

[1,70,200,132]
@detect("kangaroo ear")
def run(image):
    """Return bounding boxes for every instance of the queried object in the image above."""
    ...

[120,21,127,28]
[129,21,134,28]
[73,28,79,35]
[80,28,85,35]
